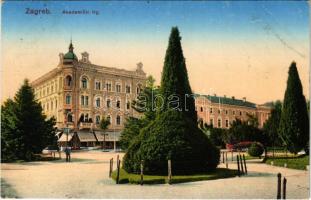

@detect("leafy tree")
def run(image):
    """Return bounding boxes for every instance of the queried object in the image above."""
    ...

[119,117,145,150]
[1,79,56,161]
[198,121,226,148]
[120,75,158,151]
[279,62,309,154]
[1,99,19,161]
[226,117,263,144]
[100,116,110,131]
[160,27,197,122]
[132,75,158,121]
[263,101,282,147]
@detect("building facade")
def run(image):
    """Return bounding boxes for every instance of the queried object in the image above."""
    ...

[31,42,147,147]
[195,94,271,129]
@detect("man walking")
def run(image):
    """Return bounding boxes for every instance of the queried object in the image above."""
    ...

[65,146,71,162]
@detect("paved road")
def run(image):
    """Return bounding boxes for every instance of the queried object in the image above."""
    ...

[1,151,309,199]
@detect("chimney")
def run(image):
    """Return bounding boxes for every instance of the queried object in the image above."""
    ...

[224,95,226,98]
[243,97,246,102]
[214,93,216,97]
[232,96,235,100]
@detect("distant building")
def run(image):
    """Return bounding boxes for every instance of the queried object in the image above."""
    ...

[31,42,147,148]
[195,94,271,129]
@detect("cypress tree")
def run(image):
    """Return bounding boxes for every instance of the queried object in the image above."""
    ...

[279,62,309,154]
[1,79,57,161]
[160,27,197,122]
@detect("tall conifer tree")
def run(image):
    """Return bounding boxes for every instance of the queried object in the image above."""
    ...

[160,27,197,122]
[279,62,309,154]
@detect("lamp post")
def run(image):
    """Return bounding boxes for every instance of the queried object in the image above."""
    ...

[64,111,73,148]
[103,133,108,150]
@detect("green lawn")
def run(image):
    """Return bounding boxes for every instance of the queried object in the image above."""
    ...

[265,155,309,170]
[1,178,18,198]
[111,168,238,184]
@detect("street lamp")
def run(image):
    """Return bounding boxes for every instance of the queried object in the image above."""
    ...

[64,111,73,148]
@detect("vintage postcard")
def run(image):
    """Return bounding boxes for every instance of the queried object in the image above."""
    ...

[1,1,310,199]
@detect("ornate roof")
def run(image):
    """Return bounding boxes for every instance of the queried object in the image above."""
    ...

[63,41,78,61]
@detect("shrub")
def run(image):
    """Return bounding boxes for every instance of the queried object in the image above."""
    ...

[123,110,220,175]
[248,142,264,157]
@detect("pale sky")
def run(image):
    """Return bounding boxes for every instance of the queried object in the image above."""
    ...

[2,1,309,105]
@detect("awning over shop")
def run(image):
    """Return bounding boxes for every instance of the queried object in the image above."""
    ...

[58,133,74,142]
[94,131,121,142]
[77,131,97,142]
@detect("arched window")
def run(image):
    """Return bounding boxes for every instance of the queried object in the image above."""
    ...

[107,115,111,123]
[79,114,85,122]
[126,101,130,110]
[68,114,73,122]
[96,97,101,107]
[65,75,72,87]
[116,115,121,125]
[85,114,89,122]
[81,77,88,89]
[136,84,142,94]
[116,100,120,109]
[95,115,100,124]
[218,119,222,128]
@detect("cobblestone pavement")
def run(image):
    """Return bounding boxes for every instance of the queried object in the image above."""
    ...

[1,151,309,199]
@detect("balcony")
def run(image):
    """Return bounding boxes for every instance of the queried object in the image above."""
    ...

[79,122,93,130]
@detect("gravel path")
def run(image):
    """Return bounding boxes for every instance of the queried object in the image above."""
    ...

[1,151,309,199]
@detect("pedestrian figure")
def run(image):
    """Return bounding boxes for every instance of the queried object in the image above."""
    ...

[65,147,71,162]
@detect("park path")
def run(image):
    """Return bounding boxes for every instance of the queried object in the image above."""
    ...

[1,151,309,199]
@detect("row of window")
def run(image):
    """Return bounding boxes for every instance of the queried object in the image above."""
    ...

[42,100,58,112]
[36,82,58,99]
[65,95,131,110]
[198,107,254,116]
[209,118,230,128]
[65,75,143,94]
[71,113,122,126]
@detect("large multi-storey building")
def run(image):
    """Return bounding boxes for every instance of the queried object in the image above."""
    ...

[195,94,271,129]
[31,42,147,148]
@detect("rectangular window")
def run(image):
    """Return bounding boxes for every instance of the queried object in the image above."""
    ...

[85,96,89,106]
[81,96,84,105]
[95,82,101,90]
[126,85,131,93]
[210,119,214,126]
[107,99,111,108]
[225,110,228,115]
[106,82,112,91]
[218,109,221,114]
[116,84,121,93]
[66,95,71,104]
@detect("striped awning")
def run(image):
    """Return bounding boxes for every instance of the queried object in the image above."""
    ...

[77,131,97,142]
[58,133,73,142]
[94,131,121,142]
